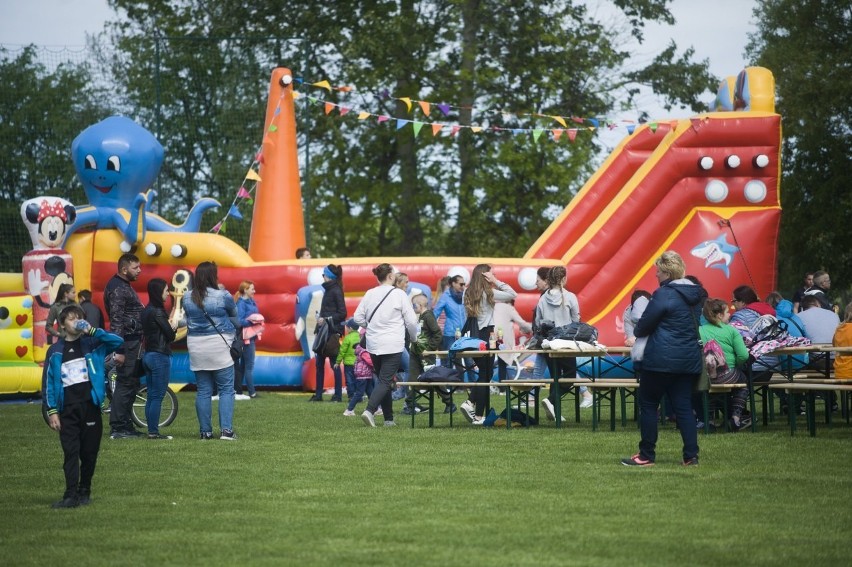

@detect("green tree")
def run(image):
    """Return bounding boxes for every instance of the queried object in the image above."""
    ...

[745,0,852,295]
[103,0,715,258]
[0,46,111,271]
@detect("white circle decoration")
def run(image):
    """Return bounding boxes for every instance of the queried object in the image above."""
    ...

[754,154,770,168]
[144,242,161,256]
[518,267,539,290]
[699,156,714,170]
[744,180,767,203]
[307,267,324,286]
[170,244,187,258]
[726,155,741,168]
[119,240,132,253]
[447,265,470,284]
[704,180,728,203]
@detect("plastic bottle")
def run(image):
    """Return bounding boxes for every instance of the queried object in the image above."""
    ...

[455,327,461,340]
[496,327,504,349]
[488,332,497,349]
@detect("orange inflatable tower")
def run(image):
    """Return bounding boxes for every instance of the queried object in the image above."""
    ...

[248,68,306,261]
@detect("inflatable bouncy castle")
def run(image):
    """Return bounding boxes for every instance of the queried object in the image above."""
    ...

[0,66,782,394]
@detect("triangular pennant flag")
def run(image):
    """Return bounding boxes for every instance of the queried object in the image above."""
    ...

[552,116,567,128]
[471,127,482,133]
[511,129,523,135]
[396,119,409,130]
[339,107,351,116]
[334,85,353,92]
[398,97,412,113]
[567,129,577,142]
[307,96,318,104]
[450,125,461,136]
[533,129,544,142]
[418,100,431,116]
[377,115,390,123]
[211,222,222,233]
[412,122,424,137]
[649,122,658,133]
[431,123,444,136]
[324,102,335,115]
[274,106,281,116]
[245,169,262,182]
[228,205,243,220]
[626,125,636,135]
[552,129,564,141]
[571,116,585,124]
[291,91,301,99]
[238,186,252,199]
[268,124,278,133]
[437,104,451,116]
[588,118,599,128]
[358,111,371,120]
[311,80,332,92]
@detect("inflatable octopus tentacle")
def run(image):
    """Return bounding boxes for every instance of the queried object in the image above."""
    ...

[142,198,220,232]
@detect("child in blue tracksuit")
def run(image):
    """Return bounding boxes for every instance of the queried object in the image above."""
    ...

[43,305,123,508]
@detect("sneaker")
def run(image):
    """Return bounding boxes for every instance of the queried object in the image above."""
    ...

[375,408,383,416]
[401,405,415,416]
[361,410,376,427]
[472,417,485,425]
[51,496,79,509]
[460,400,476,423]
[580,396,594,409]
[212,395,219,401]
[384,420,397,427]
[542,398,556,421]
[343,410,356,417]
[220,429,237,440]
[110,430,139,440]
[249,392,258,398]
[307,395,322,402]
[444,403,457,414]
[235,394,251,401]
[200,431,214,440]
[621,454,654,467]
[76,489,91,506]
[328,396,342,403]
[682,457,699,467]
[147,433,173,440]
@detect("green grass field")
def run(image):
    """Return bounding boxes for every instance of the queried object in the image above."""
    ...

[2,390,850,566]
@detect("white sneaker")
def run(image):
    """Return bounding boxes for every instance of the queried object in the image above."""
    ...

[343,410,355,417]
[384,421,397,427]
[211,395,220,401]
[542,398,556,421]
[472,417,485,425]
[375,408,383,416]
[361,410,376,427]
[580,396,594,409]
[235,394,251,401]
[460,400,476,423]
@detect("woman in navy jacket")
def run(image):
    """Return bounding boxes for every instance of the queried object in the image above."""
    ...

[623,251,706,467]
[309,264,347,402]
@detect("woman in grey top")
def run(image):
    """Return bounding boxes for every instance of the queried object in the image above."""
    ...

[459,264,517,424]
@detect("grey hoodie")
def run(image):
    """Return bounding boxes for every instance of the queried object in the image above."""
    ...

[535,288,580,327]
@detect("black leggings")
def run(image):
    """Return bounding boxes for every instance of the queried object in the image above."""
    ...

[468,326,494,416]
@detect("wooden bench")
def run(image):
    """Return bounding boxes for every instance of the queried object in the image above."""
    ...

[768,382,852,436]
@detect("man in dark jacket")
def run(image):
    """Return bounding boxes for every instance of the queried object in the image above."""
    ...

[622,251,707,468]
[77,289,105,329]
[103,253,145,439]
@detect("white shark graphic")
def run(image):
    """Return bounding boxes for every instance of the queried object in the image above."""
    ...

[690,234,740,278]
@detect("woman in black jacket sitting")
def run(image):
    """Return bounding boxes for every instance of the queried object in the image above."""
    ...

[141,278,177,439]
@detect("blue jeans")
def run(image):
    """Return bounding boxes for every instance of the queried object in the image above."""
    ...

[347,378,370,411]
[344,365,355,399]
[143,351,171,434]
[238,339,257,395]
[637,370,699,462]
[195,366,235,434]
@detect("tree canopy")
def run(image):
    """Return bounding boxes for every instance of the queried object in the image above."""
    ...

[746,0,852,295]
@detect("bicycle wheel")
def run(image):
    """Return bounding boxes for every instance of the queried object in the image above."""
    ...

[131,387,179,428]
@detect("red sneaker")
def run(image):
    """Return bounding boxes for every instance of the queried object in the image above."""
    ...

[621,453,654,467]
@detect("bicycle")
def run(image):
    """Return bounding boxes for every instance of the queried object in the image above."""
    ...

[42,362,178,429]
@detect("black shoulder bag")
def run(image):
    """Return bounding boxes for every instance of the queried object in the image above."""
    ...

[201,306,242,362]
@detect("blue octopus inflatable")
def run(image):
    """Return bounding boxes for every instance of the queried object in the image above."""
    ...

[66,116,219,245]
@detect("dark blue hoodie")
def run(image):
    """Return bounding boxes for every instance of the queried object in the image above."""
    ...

[634,279,707,375]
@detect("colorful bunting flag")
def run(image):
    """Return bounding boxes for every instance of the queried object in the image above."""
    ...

[324,102,335,115]
[228,205,243,220]
[412,122,424,137]
[418,100,431,116]
[238,187,252,199]
[245,169,262,182]
[398,97,412,113]
[311,80,332,92]
[431,124,444,136]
